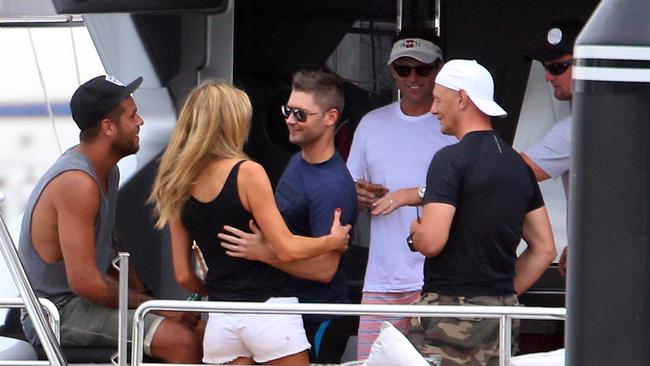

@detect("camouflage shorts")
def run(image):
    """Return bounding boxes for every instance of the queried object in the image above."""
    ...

[407,292,520,366]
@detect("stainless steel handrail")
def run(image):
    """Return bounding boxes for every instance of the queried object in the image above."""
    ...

[0,213,67,365]
[111,253,130,366]
[131,300,566,366]
[0,296,61,341]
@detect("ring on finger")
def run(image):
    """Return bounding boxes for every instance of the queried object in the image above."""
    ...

[389,199,395,205]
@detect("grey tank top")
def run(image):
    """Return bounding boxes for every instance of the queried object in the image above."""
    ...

[18,147,119,308]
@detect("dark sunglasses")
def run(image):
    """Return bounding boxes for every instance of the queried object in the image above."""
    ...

[393,61,439,78]
[543,59,573,76]
[280,105,320,123]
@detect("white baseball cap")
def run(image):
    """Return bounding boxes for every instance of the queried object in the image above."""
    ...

[435,59,507,117]
[387,38,443,65]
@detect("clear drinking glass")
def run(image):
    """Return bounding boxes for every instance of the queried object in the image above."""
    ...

[424,354,443,366]
[363,170,388,199]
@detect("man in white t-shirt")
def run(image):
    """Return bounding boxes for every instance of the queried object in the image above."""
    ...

[522,19,584,277]
[346,29,456,360]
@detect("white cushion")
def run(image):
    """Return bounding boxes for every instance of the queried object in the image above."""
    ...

[0,336,37,360]
[510,348,565,366]
[364,322,429,366]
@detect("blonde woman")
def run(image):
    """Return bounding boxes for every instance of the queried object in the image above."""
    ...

[150,81,350,365]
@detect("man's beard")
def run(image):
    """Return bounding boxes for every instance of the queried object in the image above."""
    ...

[112,137,139,158]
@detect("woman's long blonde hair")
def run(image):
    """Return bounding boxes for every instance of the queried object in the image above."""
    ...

[150,80,252,228]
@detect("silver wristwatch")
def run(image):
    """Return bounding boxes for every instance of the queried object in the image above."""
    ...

[417,186,426,199]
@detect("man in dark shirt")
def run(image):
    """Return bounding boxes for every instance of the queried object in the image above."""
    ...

[408,60,556,365]
[220,69,357,363]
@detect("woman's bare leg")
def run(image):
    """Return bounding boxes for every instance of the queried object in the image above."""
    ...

[264,350,310,365]
[227,356,256,365]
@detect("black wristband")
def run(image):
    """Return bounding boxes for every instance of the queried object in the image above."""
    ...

[406,233,417,252]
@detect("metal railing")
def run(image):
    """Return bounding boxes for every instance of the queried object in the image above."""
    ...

[0,199,566,366]
[0,296,60,366]
[112,253,130,366]
[0,297,61,341]
[0,213,67,366]
[131,300,566,366]
[0,246,130,366]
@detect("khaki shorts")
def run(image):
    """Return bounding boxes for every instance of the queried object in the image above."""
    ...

[59,296,163,356]
[407,292,520,366]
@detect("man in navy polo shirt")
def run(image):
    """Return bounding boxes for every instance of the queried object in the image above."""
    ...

[220,69,357,363]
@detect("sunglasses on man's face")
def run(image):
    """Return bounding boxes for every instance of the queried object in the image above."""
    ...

[392,63,436,78]
[543,59,573,76]
[280,105,320,123]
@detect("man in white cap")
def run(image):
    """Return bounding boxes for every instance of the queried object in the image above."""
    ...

[407,60,556,365]
[347,29,457,360]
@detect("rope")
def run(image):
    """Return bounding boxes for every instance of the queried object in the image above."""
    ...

[27,24,63,154]
[69,16,82,86]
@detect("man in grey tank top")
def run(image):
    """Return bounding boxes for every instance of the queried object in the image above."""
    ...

[19,75,203,362]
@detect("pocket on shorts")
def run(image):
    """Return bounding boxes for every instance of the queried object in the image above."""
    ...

[410,293,439,334]
[422,316,496,351]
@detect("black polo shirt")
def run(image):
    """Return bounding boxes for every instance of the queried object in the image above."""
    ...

[422,130,544,296]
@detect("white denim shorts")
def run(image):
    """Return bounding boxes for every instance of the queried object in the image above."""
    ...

[202,297,311,364]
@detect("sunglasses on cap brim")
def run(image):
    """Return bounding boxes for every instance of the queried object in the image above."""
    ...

[543,59,573,76]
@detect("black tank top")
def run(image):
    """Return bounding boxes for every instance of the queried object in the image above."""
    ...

[181,160,291,301]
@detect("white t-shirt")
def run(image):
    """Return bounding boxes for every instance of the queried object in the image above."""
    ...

[347,102,457,293]
[525,116,572,196]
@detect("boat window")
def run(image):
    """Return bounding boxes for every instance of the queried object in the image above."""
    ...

[52,0,228,13]
[326,21,398,100]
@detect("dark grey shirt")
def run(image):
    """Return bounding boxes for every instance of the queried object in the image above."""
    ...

[19,147,119,344]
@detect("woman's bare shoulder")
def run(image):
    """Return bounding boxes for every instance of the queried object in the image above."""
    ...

[238,160,266,177]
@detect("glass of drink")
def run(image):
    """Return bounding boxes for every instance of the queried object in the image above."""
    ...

[365,182,388,198]
[424,355,442,366]
[363,170,388,199]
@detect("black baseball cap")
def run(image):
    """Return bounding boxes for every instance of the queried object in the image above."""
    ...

[529,19,584,62]
[70,75,143,130]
